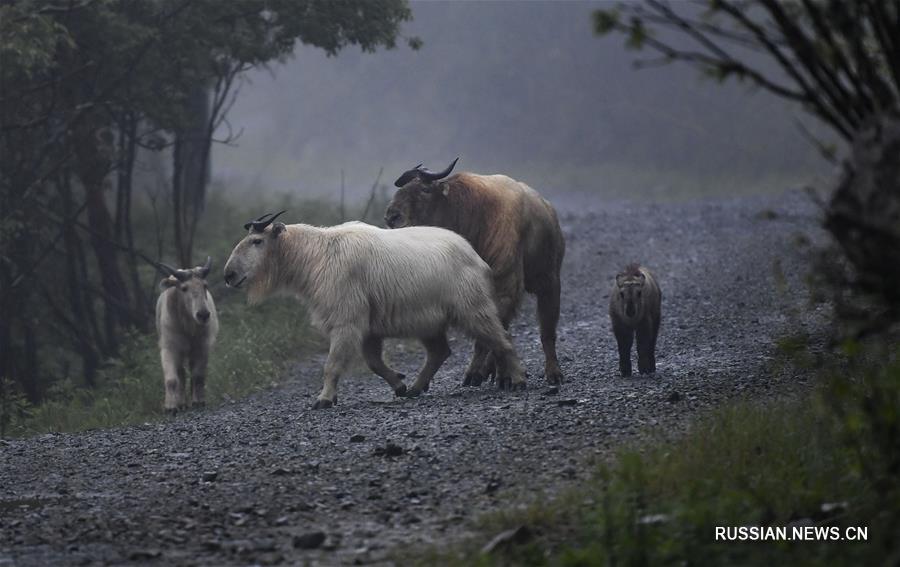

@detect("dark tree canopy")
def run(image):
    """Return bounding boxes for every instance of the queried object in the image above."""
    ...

[595,0,900,143]
[0,0,415,402]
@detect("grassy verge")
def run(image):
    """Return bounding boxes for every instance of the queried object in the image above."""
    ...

[7,297,324,436]
[2,188,387,437]
[418,353,898,566]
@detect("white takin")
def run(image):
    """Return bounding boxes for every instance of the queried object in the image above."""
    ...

[155,257,219,412]
[223,211,525,409]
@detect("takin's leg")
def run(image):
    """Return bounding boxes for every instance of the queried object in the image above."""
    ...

[189,345,209,408]
[612,319,634,377]
[362,335,407,397]
[466,279,522,386]
[534,276,564,385]
[637,318,657,375]
[461,311,526,391]
[406,334,451,398]
[314,327,361,409]
[463,342,490,387]
[160,347,184,413]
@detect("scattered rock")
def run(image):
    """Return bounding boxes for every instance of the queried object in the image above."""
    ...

[557,399,578,406]
[293,531,327,550]
[820,501,848,515]
[481,525,533,554]
[128,549,162,560]
[349,434,366,443]
[271,467,291,476]
[374,443,404,457]
[637,513,669,525]
[201,471,218,482]
[667,391,682,403]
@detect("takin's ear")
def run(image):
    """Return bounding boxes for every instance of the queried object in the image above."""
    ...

[615,274,627,288]
[271,222,286,236]
[159,276,179,290]
[639,272,646,283]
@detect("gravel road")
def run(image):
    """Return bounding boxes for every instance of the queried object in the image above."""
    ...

[0,191,824,566]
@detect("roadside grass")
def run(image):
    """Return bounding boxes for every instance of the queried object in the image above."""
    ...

[415,357,897,566]
[3,188,387,437]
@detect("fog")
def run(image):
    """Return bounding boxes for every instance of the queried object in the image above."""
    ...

[213,1,827,202]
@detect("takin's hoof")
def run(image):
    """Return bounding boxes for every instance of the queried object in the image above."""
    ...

[403,386,425,398]
[393,383,407,397]
[463,372,485,387]
[312,397,337,410]
[497,377,527,391]
[545,369,564,386]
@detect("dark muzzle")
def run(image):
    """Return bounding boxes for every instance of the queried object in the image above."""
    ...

[385,212,402,228]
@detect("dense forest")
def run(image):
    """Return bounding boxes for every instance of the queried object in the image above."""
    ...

[0,0,415,408]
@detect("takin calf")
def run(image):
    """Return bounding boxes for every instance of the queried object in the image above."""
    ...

[609,264,661,377]
[156,257,219,412]
[223,211,525,409]
[386,158,566,386]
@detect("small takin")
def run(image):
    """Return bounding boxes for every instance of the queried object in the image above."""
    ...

[609,264,661,377]
[156,257,219,412]
[223,211,525,409]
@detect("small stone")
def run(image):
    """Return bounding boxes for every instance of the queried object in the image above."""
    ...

[543,386,560,396]
[557,399,578,406]
[201,471,218,482]
[271,467,291,476]
[374,443,404,457]
[637,513,669,525]
[821,501,848,515]
[667,391,682,403]
[129,549,161,560]
[349,434,366,443]
[293,531,327,549]
[481,525,533,554]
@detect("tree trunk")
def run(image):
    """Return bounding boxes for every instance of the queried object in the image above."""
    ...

[74,118,132,353]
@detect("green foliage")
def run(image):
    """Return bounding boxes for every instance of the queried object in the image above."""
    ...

[592,9,620,35]
[0,0,416,408]
[11,296,322,436]
[2,191,367,437]
[0,374,32,438]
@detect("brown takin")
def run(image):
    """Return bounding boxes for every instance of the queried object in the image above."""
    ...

[155,257,219,412]
[385,158,565,386]
[608,264,661,377]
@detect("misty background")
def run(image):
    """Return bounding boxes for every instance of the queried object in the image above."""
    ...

[212,1,828,204]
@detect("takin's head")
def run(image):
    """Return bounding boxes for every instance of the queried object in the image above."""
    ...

[384,157,459,229]
[615,265,646,319]
[223,210,288,292]
[158,257,213,325]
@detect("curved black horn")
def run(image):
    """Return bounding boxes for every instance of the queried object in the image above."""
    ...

[244,210,288,232]
[198,256,212,278]
[157,262,191,281]
[393,158,459,187]
[419,157,459,182]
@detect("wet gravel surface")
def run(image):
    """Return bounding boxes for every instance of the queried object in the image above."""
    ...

[0,192,825,566]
